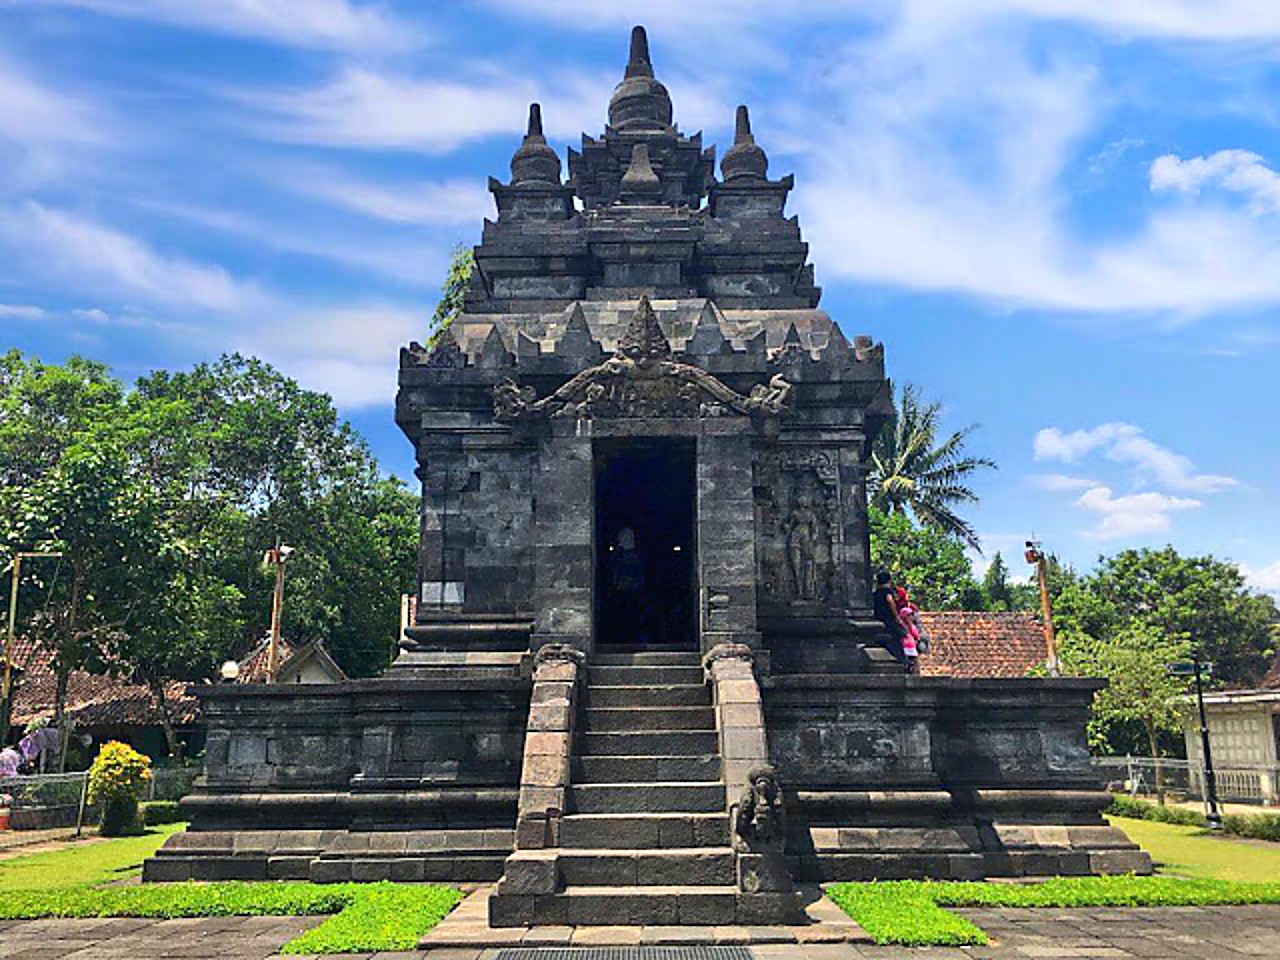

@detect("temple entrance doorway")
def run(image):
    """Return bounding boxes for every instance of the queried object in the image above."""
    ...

[594,437,697,648]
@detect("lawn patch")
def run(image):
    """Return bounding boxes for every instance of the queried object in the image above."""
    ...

[0,823,185,891]
[0,881,358,920]
[1111,815,1280,883]
[279,883,463,955]
[827,875,1280,946]
[826,881,986,946]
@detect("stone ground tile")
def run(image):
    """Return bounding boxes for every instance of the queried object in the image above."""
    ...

[418,950,482,960]
[570,925,643,944]
[641,925,716,943]
[520,925,574,944]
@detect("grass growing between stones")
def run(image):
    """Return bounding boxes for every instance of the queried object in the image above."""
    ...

[0,823,186,891]
[828,876,1280,946]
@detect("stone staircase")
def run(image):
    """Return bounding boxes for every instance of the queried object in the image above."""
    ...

[550,649,740,925]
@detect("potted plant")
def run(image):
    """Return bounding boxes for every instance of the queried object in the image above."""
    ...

[0,793,11,831]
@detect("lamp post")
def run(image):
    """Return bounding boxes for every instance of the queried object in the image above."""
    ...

[1169,655,1223,829]
[2,551,63,745]
[262,544,294,682]
[1024,540,1059,677]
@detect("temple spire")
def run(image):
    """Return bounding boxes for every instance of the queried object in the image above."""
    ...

[509,102,561,185]
[721,104,768,181]
[618,143,663,203]
[608,24,673,132]
[625,25,654,79]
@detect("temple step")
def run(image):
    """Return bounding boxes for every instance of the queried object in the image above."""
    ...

[557,847,736,886]
[592,650,704,666]
[573,754,721,783]
[569,781,724,814]
[519,886,742,926]
[580,729,718,756]
[582,683,710,707]
[558,812,728,849]
[582,706,715,732]
[590,664,705,686]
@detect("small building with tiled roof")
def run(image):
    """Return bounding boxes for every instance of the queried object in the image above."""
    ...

[916,610,1049,678]
[3,634,342,763]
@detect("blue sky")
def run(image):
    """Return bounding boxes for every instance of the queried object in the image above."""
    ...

[2,1,1279,594]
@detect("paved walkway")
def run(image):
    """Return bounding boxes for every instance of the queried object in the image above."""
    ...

[0,905,1278,958]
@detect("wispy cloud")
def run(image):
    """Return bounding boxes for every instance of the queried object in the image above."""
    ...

[1242,559,1280,597]
[0,54,101,146]
[1030,473,1097,492]
[1034,422,1236,494]
[0,303,49,321]
[275,167,492,226]
[50,0,423,52]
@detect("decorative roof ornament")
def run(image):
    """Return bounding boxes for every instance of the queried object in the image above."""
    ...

[721,105,768,182]
[617,296,671,362]
[608,25,674,132]
[510,103,561,185]
[492,297,792,422]
[618,143,664,203]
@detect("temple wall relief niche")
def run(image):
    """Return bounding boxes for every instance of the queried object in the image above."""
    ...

[755,449,842,606]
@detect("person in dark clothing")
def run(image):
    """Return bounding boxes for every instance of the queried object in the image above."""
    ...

[871,568,908,666]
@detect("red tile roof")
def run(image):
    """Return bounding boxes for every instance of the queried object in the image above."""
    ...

[6,636,296,732]
[917,611,1048,678]
[1261,652,1280,691]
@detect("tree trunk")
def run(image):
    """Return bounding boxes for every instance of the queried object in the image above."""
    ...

[149,676,183,761]
[1145,719,1166,806]
[53,668,70,773]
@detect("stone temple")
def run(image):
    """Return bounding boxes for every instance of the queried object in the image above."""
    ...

[146,26,1150,925]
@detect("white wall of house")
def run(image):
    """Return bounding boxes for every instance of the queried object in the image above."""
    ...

[1183,695,1280,804]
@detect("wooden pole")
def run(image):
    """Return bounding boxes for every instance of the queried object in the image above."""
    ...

[266,548,286,682]
[1037,554,1059,677]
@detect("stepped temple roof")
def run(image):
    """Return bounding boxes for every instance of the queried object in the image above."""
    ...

[449,25,831,366]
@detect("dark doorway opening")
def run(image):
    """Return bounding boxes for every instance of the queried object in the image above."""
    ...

[594,438,697,648]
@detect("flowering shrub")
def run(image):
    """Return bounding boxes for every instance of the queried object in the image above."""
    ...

[88,741,152,836]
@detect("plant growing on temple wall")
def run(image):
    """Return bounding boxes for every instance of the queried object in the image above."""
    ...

[428,245,475,346]
[88,741,152,836]
[869,383,995,549]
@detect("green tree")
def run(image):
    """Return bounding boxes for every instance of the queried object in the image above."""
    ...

[1092,547,1277,688]
[868,506,985,610]
[1057,621,1190,800]
[981,552,1013,610]
[428,245,475,345]
[869,383,995,549]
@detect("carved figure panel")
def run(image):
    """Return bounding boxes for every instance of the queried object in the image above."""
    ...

[756,449,841,604]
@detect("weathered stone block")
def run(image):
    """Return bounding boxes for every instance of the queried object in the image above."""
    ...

[501,851,560,894]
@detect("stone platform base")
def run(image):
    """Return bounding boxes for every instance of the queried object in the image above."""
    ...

[142,829,510,884]
[420,885,868,952]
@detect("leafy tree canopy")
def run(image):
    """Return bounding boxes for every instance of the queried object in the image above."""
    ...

[428,245,475,345]
[868,506,985,610]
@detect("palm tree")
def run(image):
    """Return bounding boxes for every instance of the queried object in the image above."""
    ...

[869,384,995,549]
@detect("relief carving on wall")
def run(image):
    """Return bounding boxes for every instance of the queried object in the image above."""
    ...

[492,297,792,422]
[757,449,841,604]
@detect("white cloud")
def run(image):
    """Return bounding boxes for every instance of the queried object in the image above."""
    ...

[0,56,100,146]
[1243,560,1280,597]
[235,66,616,152]
[0,202,267,314]
[1151,149,1280,215]
[0,303,49,321]
[1075,485,1201,539]
[52,0,420,52]
[1033,423,1236,494]
[1030,473,1097,492]
[280,169,493,226]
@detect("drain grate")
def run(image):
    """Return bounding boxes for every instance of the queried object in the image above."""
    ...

[497,949,755,960]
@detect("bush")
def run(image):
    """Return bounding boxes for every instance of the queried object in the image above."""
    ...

[141,801,183,826]
[1224,813,1280,843]
[1106,793,1207,827]
[87,742,152,837]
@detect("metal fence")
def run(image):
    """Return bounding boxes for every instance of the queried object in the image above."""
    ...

[1093,755,1280,806]
[1,765,198,832]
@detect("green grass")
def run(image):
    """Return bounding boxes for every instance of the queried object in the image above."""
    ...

[0,830,463,953]
[828,875,1280,946]
[280,884,462,955]
[1110,815,1280,883]
[0,823,186,891]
